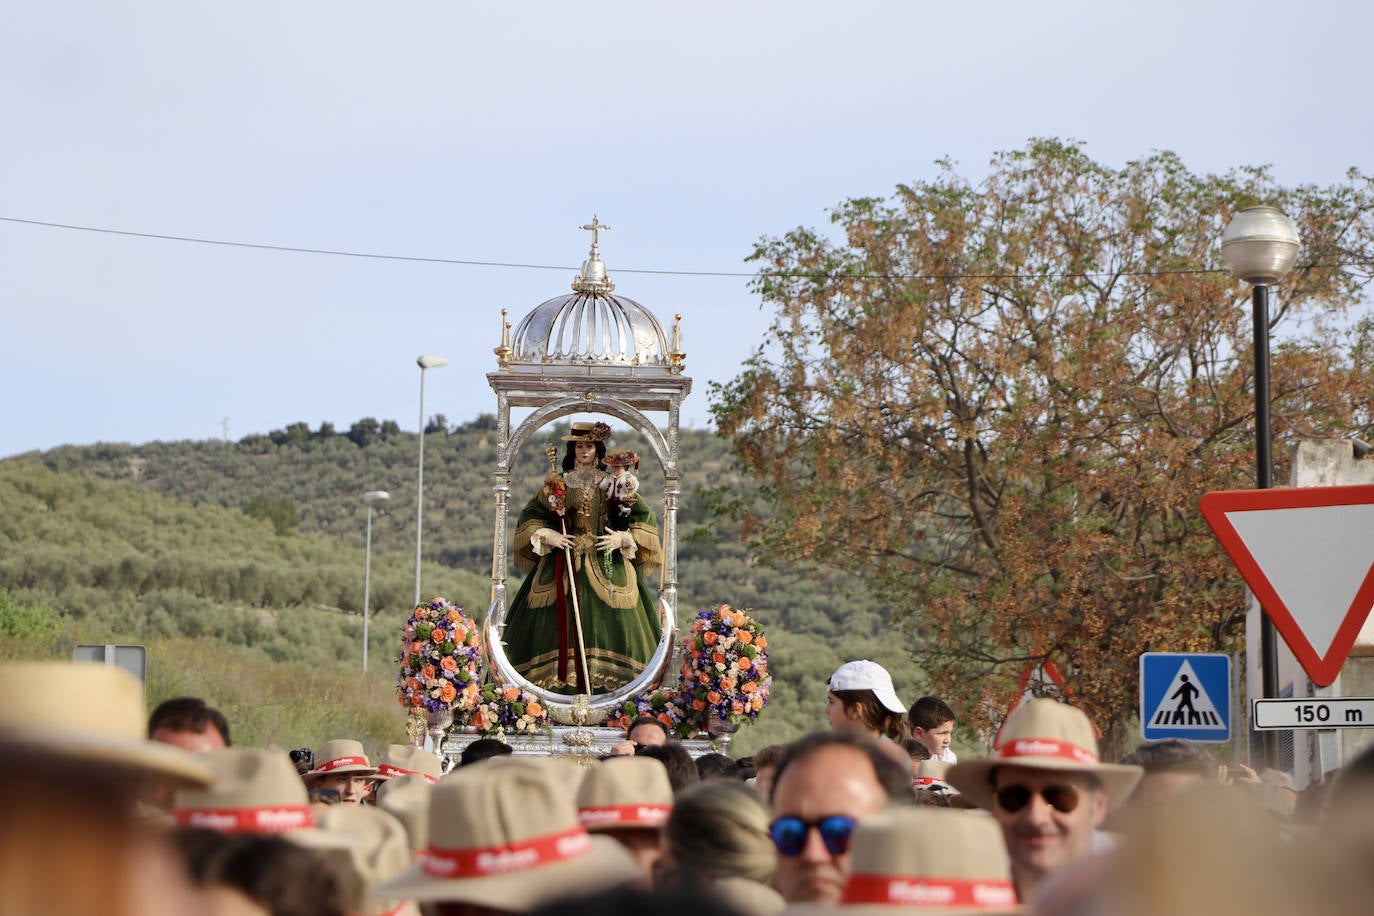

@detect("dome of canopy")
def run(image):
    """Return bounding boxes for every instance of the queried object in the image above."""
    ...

[508,219,671,368]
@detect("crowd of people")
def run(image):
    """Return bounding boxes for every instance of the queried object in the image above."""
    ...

[6,657,1374,916]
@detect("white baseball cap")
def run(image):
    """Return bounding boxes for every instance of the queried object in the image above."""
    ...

[828,660,906,715]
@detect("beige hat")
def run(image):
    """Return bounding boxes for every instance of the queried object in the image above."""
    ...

[375,744,442,783]
[831,807,1019,913]
[376,773,434,853]
[317,804,422,916]
[173,747,355,847]
[306,739,380,780]
[946,699,1141,812]
[914,759,954,793]
[372,757,639,908]
[562,420,612,442]
[576,756,674,831]
[0,661,212,787]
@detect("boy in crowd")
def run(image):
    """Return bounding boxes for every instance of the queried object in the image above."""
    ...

[907,696,958,763]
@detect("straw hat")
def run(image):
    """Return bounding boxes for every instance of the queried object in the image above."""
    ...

[305,739,380,780]
[376,773,434,853]
[825,807,1020,913]
[945,699,1141,812]
[372,757,639,908]
[576,756,674,831]
[829,660,906,715]
[173,747,356,847]
[375,744,442,783]
[914,759,954,793]
[0,661,212,787]
[563,421,612,442]
[317,804,422,916]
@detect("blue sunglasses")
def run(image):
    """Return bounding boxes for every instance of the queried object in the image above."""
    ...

[768,815,857,857]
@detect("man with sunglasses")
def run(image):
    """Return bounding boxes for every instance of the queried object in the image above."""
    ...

[947,698,1142,901]
[767,731,913,904]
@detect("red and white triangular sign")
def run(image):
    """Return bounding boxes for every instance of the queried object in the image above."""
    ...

[1200,484,1374,686]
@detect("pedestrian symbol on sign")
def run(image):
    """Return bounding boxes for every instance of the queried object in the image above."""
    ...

[1148,662,1221,729]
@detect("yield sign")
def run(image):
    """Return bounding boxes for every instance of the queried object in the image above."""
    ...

[1200,484,1374,686]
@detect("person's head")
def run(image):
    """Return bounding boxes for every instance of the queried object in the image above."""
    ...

[1118,738,1216,809]
[175,826,348,916]
[576,757,674,880]
[768,732,912,904]
[148,696,232,752]
[460,738,515,767]
[748,744,785,798]
[304,740,381,805]
[626,717,670,749]
[946,699,1142,899]
[658,780,775,889]
[562,421,611,471]
[825,661,907,741]
[636,743,699,795]
[906,696,955,758]
[694,753,741,782]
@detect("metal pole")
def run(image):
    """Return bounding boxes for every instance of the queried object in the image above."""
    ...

[415,368,426,607]
[363,504,374,673]
[1254,282,1280,768]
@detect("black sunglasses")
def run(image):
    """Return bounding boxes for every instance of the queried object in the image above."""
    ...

[288,748,313,765]
[994,783,1081,814]
[768,815,857,857]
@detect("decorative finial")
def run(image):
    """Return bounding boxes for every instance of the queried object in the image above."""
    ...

[668,313,686,372]
[572,214,615,295]
[493,308,513,366]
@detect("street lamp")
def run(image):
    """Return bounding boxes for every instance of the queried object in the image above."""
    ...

[415,355,448,606]
[1221,205,1301,766]
[362,489,390,673]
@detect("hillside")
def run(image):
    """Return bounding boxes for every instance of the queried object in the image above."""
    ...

[2,417,921,753]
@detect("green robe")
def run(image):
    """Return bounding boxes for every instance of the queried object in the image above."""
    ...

[502,467,663,693]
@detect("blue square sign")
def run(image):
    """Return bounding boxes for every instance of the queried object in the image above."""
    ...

[1139,652,1231,743]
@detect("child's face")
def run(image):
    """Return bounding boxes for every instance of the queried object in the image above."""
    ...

[914,720,954,755]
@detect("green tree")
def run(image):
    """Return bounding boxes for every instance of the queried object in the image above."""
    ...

[243,495,300,536]
[711,139,1374,752]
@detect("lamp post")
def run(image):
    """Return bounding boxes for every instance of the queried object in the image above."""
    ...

[415,355,448,607]
[1221,205,1301,767]
[362,489,390,673]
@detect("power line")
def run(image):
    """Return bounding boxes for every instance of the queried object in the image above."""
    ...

[0,213,1242,282]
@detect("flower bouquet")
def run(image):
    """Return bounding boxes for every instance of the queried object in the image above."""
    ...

[462,683,551,737]
[604,689,689,735]
[396,598,483,718]
[675,604,771,737]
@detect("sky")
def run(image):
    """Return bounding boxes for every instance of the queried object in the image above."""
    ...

[2,1,1371,458]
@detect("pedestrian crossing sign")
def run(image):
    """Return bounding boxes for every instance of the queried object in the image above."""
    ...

[1139,653,1231,743]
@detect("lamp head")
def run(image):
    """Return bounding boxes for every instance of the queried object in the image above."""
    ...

[363,490,390,505]
[1221,206,1300,285]
[417,355,448,370]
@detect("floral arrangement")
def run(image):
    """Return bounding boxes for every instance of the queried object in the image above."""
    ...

[462,683,550,737]
[604,689,689,734]
[396,598,483,715]
[675,604,771,735]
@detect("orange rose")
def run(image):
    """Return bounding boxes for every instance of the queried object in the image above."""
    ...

[698,673,710,685]
[707,691,722,705]
[737,631,753,645]
[422,665,436,680]
[409,641,425,655]
[471,709,489,729]
[756,636,767,649]
[439,682,457,703]
[657,712,673,726]
[720,611,736,627]
[410,694,424,707]
[503,686,520,702]
[741,681,757,694]
[737,657,752,671]
[720,677,736,691]
[408,677,422,691]
[750,695,764,711]
[454,626,469,644]
[754,660,767,673]
[692,699,706,711]
[712,652,727,665]
[527,701,543,717]
[440,656,458,672]
[431,628,447,644]
[732,700,745,715]
[447,609,462,622]
[703,631,718,646]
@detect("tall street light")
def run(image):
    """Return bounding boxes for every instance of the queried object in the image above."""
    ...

[1221,205,1301,767]
[415,355,448,607]
[362,490,391,673]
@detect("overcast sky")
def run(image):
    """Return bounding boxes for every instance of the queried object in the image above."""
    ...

[2,1,1369,458]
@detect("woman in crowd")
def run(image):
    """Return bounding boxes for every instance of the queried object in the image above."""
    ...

[823,659,907,742]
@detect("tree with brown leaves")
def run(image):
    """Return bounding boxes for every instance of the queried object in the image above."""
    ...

[711,139,1374,755]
